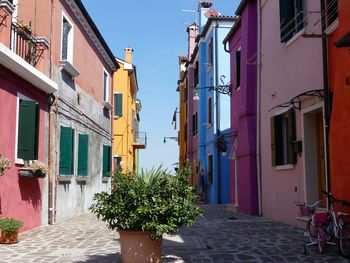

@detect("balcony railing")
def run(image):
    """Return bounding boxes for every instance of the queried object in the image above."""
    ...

[10,21,48,66]
[133,132,147,149]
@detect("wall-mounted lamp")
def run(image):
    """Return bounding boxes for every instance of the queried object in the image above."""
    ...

[192,74,231,101]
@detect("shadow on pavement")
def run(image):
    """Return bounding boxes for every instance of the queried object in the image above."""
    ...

[74,253,121,263]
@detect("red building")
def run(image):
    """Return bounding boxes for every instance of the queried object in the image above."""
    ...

[328,1,350,205]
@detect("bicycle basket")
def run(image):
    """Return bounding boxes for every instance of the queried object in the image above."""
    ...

[315,212,328,224]
[298,205,313,217]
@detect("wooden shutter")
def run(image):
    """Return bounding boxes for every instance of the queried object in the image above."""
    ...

[59,126,74,175]
[208,98,212,124]
[103,145,111,177]
[271,116,276,166]
[295,0,304,32]
[114,93,122,117]
[287,108,296,164]
[17,100,39,160]
[78,134,89,176]
[271,114,284,166]
[279,0,293,42]
[235,50,241,88]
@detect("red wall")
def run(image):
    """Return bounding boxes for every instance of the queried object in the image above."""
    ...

[329,2,350,208]
[0,66,47,232]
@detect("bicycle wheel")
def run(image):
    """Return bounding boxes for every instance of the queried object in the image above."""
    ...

[306,219,317,243]
[339,223,350,258]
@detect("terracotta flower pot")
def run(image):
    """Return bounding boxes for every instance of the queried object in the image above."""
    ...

[0,230,19,244]
[118,230,162,263]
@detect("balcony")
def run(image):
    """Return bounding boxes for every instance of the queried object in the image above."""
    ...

[133,132,147,149]
[10,20,49,67]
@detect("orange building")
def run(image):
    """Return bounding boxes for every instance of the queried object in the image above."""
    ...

[328,1,350,204]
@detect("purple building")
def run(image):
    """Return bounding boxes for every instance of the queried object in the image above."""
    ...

[223,0,258,215]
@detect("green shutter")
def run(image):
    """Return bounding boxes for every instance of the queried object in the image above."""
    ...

[17,100,39,160]
[78,134,89,176]
[271,116,276,166]
[274,114,284,166]
[59,126,74,175]
[287,108,296,164]
[103,145,111,177]
[114,93,122,117]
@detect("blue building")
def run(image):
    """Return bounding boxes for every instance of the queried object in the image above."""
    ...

[196,2,236,204]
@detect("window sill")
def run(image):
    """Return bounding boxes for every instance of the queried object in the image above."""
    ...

[60,60,80,78]
[102,101,112,110]
[58,175,73,182]
[102,177,110,183]
[284,28,305,47]
[76,176,89,182]
[275,164,294,170]
[0,0,15,13]
[324,19,339,35]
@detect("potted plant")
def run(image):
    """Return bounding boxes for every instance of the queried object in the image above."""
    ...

[0,217,23,244]
[0,154,11,176]
[19,160,48,178]
[90,164,203,263]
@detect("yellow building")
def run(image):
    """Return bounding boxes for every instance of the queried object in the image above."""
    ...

[113,48,146,172]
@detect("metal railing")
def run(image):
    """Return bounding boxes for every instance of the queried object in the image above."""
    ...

[134,132,147,147]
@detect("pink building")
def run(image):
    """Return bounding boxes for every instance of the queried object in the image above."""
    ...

[259,0,326,225]
[0,0,118,232]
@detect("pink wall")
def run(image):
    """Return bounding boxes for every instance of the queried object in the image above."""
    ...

[260,0,323,224]
[0,66,47,232]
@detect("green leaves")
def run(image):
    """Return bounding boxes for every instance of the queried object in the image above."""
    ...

[90,164,203,239]
[0,218,23,233]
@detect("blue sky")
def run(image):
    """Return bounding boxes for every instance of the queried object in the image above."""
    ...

[82,0,239,171]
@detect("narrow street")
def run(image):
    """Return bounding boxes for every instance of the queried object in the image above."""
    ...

[0,205,347,263]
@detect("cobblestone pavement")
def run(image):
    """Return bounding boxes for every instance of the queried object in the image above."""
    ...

[0,205,348,262]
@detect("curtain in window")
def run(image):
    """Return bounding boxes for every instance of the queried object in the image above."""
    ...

[62,18,72,60]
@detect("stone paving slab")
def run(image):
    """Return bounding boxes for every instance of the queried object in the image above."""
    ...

[0,205,348,262]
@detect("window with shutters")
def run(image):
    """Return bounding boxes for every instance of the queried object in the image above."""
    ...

[16,97,39,161]
[102,145,111,177]
[114,156,121,170]
[324,0,338,29]
[77,134,89,176]
[207,154,213,185]
[114,93,122,117]
[208,97,212,125]
[235,49,241,89]
[61,14,73,62]
[103,70,109,102]
[208,37,213,68]
[271,108,296,166]
[59,126,74,175]
[279,0,304,43]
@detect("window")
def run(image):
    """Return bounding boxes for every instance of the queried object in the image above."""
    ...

[208,37,213,67]
[59,126,74,175]
[192,112,198,136]
[324,0,338,28]
[17,98,39,160]
[102,145,111,177]
[114,156,121,170]
[114,93,122,117]
[235,49,241,89]
[279,0,304,43]
[207,154,213,185]
[77,134,89,176]
[103,70,109,102]
[271,108,296,166]
[184,123,187,142]
[208,97,212,125]
[61,15,73,61]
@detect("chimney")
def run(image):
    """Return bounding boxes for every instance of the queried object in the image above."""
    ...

[187,24,198,58]
[125,47,133,63]
[198,1,213,33]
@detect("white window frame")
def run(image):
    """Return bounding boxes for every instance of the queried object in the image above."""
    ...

[60,12,74,63]
[103,69,109,102]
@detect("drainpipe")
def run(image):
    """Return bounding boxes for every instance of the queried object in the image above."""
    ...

[48,0,55,225]
[256,0,263,216]
[215,21,221,204]
[320,0,331,197]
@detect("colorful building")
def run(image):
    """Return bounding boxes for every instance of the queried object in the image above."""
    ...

[223,0,258,215]
[259,0,326,224]
[196,2,235,204]
[113,48,145,173]
[327,1,350,206]
[0,0,118,231]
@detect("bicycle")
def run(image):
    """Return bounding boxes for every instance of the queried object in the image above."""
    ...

[298,192,350,258]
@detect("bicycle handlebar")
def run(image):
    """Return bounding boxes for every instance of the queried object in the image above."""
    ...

[322,190,350,207]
